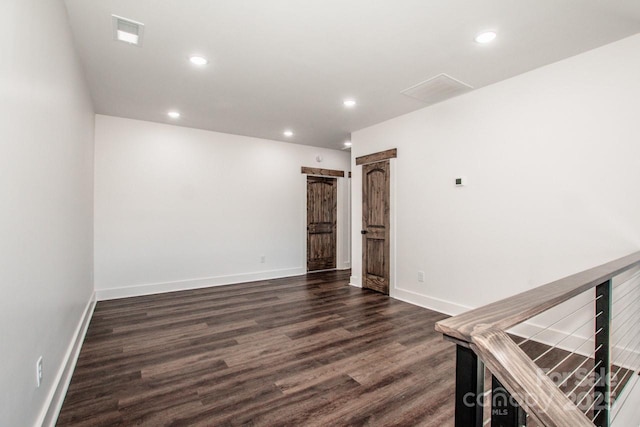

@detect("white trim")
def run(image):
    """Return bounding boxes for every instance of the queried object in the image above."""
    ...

[302,174,308,275]
[36,292,96,427]
[95,267,306,300]
[349,275,361,288]
[392,286,601,358]
[393,287,592,354]
[308,268,339,274]
[610,347,640,371]
[389,158,397,299]
[346,170,352,270]
[393,287,472,316]
[336,176,343,270]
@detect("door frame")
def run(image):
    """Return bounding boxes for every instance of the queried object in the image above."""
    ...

[306,175,337,272]
[300,166,348,273]
[354,149,397,295]
[361,160,390,293]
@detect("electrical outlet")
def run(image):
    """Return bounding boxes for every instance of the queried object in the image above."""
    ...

[36,356,43,388]
[260,255,266,263]
[418,271,425,283]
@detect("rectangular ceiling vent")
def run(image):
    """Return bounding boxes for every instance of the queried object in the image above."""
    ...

[401,73,473,105]
[112,15,144,46]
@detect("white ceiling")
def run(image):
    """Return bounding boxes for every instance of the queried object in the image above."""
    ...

[63,0,640,149]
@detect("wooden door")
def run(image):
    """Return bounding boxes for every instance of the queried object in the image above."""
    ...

[362,160,390,294]
[307,176,337,271]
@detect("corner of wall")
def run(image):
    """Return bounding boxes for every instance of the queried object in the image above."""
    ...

[36,292,96,427]
[349,275,361,288]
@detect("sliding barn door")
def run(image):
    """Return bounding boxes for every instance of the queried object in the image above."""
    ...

[362,161,390,294]
[307,176,337,271]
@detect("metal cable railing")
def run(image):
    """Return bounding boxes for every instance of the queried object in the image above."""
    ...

[435,251,640,427]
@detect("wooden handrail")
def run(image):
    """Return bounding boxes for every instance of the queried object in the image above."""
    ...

[435,251,640,343]
[470,328,592,427]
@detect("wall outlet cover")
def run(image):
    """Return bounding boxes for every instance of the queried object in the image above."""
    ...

[36,356,43,388]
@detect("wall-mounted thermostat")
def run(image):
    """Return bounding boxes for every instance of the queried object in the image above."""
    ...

[455,176,467,186]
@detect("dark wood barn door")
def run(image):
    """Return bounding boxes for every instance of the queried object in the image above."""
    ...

[362,160,390,294]
[307,176,337,271]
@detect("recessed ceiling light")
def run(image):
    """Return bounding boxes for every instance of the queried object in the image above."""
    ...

[283,130,294,137]
[189,56,208,66]
[344,141,352,147]
[112,15,144,46]
[343,99,357,108]
[475,31,497,44]
[168,111,180,119]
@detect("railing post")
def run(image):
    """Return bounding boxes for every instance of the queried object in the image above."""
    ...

[491,376,527,427]
[455,344,484,427]
[594,279,611,427]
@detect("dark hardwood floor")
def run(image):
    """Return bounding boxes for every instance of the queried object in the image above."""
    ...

[57,270,634,426]
[57,270,456,426]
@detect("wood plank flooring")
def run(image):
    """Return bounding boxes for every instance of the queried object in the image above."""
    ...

[57,270,634,426]
[57,270,456,426]
[516,336,634,424]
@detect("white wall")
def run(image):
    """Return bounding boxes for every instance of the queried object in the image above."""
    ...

[0,1,95,426]
[351,34,640,315]
[94,115,351,299]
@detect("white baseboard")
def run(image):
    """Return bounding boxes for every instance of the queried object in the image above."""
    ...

[95,267,306,301]
[393,287,591,354]
[611,347,640,371]
[36,292,96,427]
[391,286,612,360]
[393,287,472,316]
[308,268,338,274]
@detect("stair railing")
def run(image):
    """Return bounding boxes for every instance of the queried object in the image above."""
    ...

[436,251,640,427]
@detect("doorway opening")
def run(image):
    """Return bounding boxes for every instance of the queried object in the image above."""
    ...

[356,148,397,295]
[306,175,337,271]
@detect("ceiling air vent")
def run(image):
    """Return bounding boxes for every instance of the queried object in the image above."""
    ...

[401,74,473,105]
[112,15,144,46]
